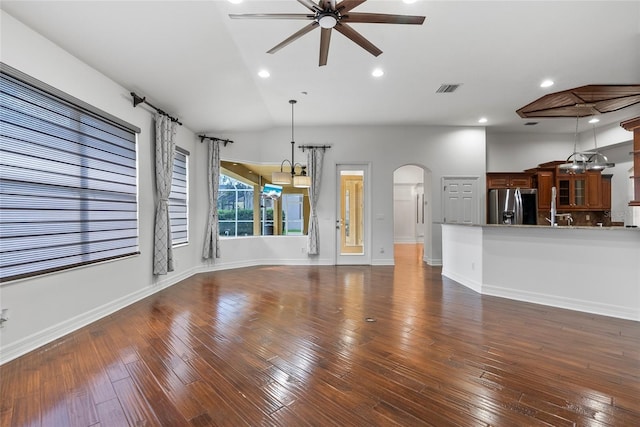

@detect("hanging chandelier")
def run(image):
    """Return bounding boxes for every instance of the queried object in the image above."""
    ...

[558,116,614,173]
[271,100,311,188]
[585,121,615,171]
[558,116,588,173]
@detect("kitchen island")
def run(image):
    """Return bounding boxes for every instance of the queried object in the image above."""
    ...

[441,223,640,321]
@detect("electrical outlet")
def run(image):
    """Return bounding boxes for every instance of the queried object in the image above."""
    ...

[0,308,9,328]
[380,247,385,254]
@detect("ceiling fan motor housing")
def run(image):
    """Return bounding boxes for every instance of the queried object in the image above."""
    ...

[317,11,340,28]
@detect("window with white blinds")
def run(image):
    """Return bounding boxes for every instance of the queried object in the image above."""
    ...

[169,148,188,246]
[0,65,140,282]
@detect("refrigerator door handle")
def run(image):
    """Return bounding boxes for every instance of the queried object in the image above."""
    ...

[515,188,523,224]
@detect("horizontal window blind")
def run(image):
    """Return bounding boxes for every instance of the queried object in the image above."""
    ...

[169,149,188,246]
[0,69,139,282]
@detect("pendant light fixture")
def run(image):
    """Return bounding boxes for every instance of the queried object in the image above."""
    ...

[272,100,311,188]
[558,116,588,173]
[558,116,615,173]
[585,121,615,171]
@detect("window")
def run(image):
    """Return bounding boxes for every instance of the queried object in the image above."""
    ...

[218,174,254,236]
[169,148,188,246]
[0,65,140,282]
[260,197,275,235]
[282,193,304,235]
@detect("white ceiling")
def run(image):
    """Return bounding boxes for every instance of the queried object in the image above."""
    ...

[2,0,639,135]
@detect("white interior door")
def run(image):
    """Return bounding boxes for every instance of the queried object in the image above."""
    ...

[336,164,370,265]
[442,177,480,224]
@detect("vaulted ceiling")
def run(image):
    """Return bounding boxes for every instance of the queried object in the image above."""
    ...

[2,1,639,135]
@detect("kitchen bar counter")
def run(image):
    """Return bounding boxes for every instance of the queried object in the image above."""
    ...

[441,223,640,321]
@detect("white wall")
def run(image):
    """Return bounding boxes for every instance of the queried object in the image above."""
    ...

[487,123,634,173]
[605,161,634,224]
[486,132,574,172]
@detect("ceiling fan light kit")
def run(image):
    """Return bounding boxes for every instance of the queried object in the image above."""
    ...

[230,0,426,66]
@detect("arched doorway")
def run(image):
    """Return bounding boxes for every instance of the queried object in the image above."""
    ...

[393,164,432,265]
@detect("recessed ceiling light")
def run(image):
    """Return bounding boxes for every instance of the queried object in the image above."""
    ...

[228,0,243,4]
[540,79,554,88]
[588,117,600,124]
[372,68,384,78]
[403,0,418,4]
[258,69,270,78]
[478,117,488,124]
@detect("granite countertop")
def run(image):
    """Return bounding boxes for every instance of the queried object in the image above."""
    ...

[441,223,640,231]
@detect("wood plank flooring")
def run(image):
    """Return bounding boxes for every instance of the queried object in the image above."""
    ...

[1,244,639,426]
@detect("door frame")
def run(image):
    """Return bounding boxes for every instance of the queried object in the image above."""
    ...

[392,164,432,264]
[441,176,481,225]
[335,162,372,265]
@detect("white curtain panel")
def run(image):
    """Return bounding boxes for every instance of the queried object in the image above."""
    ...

[203,140,221,260]
[153,114,176,275]
[307,148,324,255]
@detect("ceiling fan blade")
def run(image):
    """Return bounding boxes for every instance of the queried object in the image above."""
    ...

[334,22,382,57]
[267,22,319,54]
[298,0,321,13]
[342,12,425,25]
[229,13,313,20]
[336,0,366,14]
[319,28,332,66]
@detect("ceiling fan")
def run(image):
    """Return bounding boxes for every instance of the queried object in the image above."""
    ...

[229,0,426,66]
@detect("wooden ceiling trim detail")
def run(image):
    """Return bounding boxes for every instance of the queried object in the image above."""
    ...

[620,116,640,206]
[516,85,640,118]
[621,116,640,131]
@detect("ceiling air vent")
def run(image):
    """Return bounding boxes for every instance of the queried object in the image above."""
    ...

[436,83,462,93]
[524,122,539,126]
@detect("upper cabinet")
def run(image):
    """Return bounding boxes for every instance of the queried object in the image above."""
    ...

[486,172,533,189]
[556,170,603,210]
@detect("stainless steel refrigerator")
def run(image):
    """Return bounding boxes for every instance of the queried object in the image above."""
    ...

[488,188,538,225]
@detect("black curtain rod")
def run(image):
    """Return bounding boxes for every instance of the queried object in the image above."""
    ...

[198,135,234,147]
[130,92,182,126]
[298,144,332,151]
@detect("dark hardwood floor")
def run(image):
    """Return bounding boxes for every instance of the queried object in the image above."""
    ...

[1,244,639,426]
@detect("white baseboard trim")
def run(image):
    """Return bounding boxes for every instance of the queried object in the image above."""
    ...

[426,257,442,266]
[441,269,482,293]
[197,257,334,274]
[0,265,200,365]
[372,258,395,266]
[483,284,640,322]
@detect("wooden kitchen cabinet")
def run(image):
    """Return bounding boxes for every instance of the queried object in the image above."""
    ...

[536,170,554,209]
[487,172,533,189]
[556,170,602,209]
[601,174,612,210]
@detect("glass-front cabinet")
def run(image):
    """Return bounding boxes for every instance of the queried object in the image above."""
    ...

[556,170,601,209]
